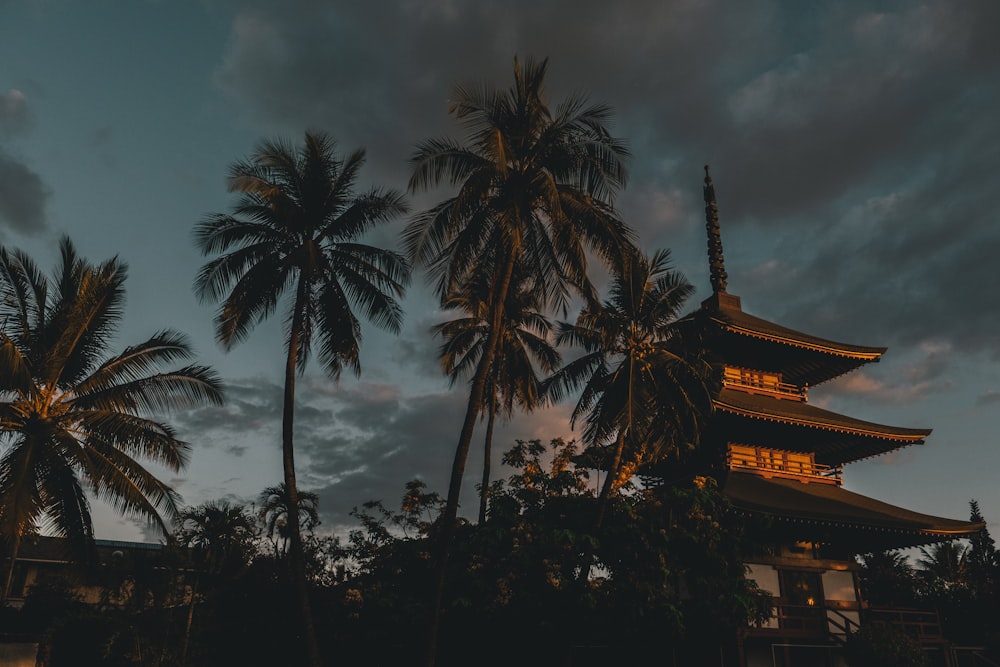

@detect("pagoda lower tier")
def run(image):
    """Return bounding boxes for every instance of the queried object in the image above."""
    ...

[725,471,982,554]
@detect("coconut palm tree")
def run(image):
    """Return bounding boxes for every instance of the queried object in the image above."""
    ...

[174,500,258,666]
[258,482,320,557]
[406,56,633,665]
[194,131,409,666]
[0,237,224,603]
[918,541,969,589]
[859,550,918,607]
[433,263,559,524]
[545,248,717,574]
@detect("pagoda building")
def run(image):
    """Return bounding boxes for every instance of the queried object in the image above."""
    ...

[691,167,982,667]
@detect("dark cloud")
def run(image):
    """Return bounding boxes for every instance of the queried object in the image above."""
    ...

[180,372,575,529]
[172,374,452,525]
[177,377,285,435]
[0,150,48,234]
[193,0,1000,530]
[662,1,1000,358]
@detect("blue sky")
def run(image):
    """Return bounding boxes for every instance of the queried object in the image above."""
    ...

[2,0,998,543]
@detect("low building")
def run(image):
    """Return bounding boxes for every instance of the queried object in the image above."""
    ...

[4,535,169,607]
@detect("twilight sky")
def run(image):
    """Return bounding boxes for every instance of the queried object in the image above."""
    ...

[2,0,998,543]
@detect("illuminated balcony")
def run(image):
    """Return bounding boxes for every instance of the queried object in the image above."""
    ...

[727,444,842,485]
[723,366,807,401]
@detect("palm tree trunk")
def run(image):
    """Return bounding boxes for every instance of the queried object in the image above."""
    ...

[578,430,627,583]
[426,249,517,667]
[594,429,627,531]
[180,572,200,667]
[477,395,497,525]
[283,284,322,667]
[1,529,23,604]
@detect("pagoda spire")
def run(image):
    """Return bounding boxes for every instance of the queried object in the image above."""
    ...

[703,165,728,294]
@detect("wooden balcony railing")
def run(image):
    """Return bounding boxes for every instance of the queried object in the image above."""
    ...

[748,604,943,646]
[868,607,946,644]
[727,446,843,485]
[723,367,807,401]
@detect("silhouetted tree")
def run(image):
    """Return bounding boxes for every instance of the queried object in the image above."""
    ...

[405,56,633,665]
[258,482,320,557]
[545,248,717,579]
[0,237,223,603]
[858,550,918,607]
[174,500,258,666]
[917,541,968,591]
[433,263,559,524]
[194,131,409,666]
[965,499,998,596]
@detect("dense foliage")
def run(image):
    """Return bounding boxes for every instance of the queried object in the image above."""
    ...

[858,500,1000,659]
[1,439,773,666]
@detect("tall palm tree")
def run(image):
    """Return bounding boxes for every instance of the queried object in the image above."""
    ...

[406,56,633,665]
[0,237,224,603]
[433,263,559,524]
[258,482,320,557]
[545,249,717,572]
[194,131,410,667]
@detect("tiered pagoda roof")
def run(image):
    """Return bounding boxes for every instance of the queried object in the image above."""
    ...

[715,388,929,465]
[726,472,981,550]
[700,291,884,387]
[696,166,981,548]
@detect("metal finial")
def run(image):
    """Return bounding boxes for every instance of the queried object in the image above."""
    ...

[703,165,728,294]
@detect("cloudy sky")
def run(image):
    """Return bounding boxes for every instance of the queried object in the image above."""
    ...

[2,0,998,542]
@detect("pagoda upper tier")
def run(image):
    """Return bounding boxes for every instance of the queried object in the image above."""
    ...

[692,166,931,464]
[699,291,885,388]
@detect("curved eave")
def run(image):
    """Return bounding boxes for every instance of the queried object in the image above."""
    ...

[696,296,887,387]
[715,388,929,443]
[712,314,885,361]
[725,472,984,549]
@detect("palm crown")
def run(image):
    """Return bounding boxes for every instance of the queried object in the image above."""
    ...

[547,249,717,502]
[433,263,559,419]
[406,56,633,312]
[194,131,410,378]
[0,238,223,561]
[433,263,560,523]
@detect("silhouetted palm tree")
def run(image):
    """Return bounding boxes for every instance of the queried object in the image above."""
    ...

[433,264,559,524]
[546,249,716,573]
[0,237,224,603]
[859,550,918,607]
[918,541,968,589]
[175,500,258,666]
[406,56,633,665]
[258,482,320,557]
[194,131,409,666]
